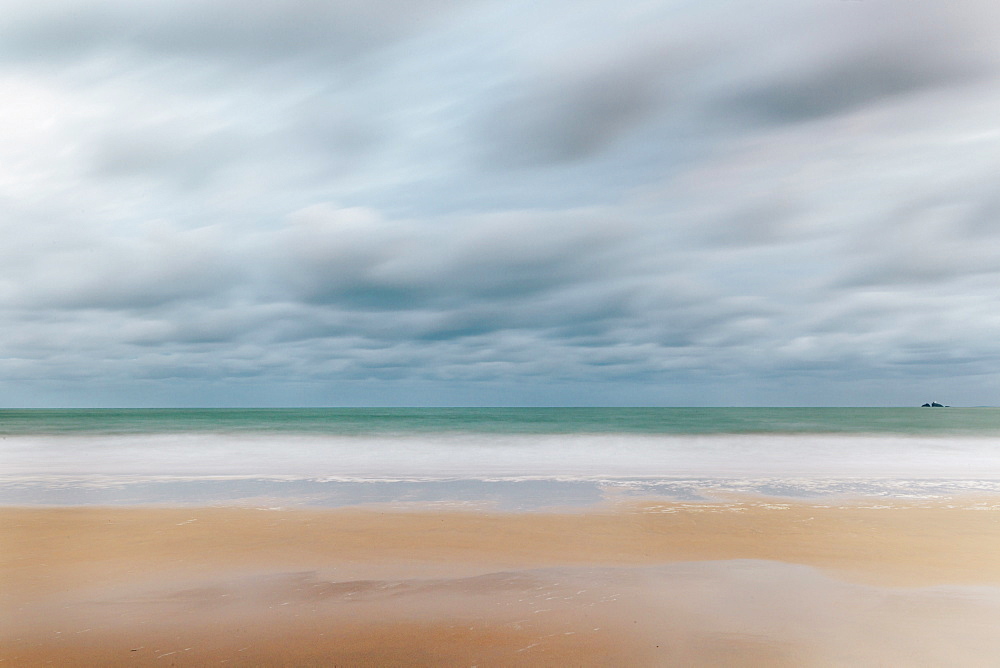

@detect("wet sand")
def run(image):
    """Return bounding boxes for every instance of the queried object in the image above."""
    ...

[4,498,1000,666]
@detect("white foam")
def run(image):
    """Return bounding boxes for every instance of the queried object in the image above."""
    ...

[3,432,1000,481]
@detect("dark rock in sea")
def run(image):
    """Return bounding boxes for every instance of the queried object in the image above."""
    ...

[921,402,945,407]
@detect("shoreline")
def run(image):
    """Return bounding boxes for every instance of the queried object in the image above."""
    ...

[6,474,1000,510]
[5,497,1000,666]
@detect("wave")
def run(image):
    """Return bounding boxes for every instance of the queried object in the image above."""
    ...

[4,431,1000,480]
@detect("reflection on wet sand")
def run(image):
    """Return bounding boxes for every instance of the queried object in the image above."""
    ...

[4,499,1000,666]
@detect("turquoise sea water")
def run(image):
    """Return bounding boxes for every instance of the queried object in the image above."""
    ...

[3,408,1000,507]
[2,406,999,435]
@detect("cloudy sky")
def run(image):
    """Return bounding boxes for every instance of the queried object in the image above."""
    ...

[1,0,999,407]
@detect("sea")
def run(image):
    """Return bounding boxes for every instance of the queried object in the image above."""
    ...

[3,407,1000,508]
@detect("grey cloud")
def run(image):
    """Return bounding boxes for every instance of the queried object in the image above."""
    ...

[10,223,241,310]
[466,5,713,171]
[0,195,764,386]
[291,97,382,162]
[3,200,659,351]
[411,311,505,342]
[697,198,806,248]
[273,205,635,310]
[473,0,1000,178]
[716,2,1000,129]
[482,60,669,167]
[781,289,1000,375]
[120,303,310,347]
[0,0,469,66]
[89,123,245,188]
[835,192,1000,288]
[724,45,991,126]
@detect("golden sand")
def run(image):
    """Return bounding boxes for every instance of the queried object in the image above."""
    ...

[3,498,1000,666]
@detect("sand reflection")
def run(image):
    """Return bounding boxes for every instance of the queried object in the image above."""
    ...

[4,501,1000,666]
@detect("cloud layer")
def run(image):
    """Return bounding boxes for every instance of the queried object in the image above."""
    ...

[1,0,999,406]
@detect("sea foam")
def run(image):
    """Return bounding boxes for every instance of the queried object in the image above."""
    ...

[4,431,1000,479]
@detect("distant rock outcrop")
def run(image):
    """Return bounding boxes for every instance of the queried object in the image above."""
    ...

[921,402,945,407]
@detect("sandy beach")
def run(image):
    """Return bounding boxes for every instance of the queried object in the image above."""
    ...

[4,497,1000,666]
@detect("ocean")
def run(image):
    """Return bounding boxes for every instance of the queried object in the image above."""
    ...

[4,407,1000,507]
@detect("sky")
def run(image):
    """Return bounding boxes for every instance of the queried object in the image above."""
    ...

[1,0,999,407]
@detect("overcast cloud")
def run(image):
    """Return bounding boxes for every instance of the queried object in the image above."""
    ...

[1,0,999,406]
